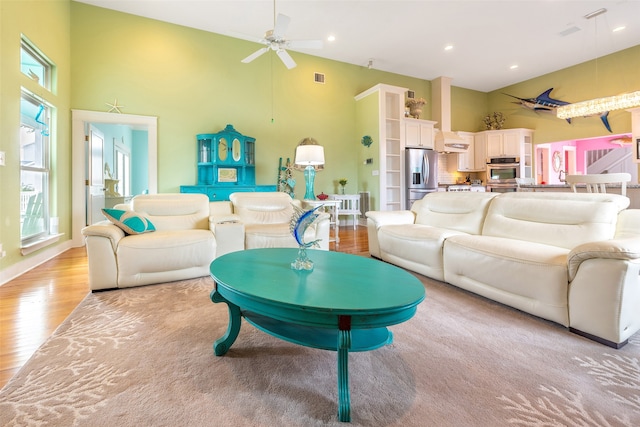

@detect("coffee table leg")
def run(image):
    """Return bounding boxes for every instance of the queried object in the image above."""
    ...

[338,316,352,422]
[210,290,242,356]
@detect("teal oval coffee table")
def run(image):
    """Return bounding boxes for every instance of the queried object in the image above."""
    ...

[209,248,425,422]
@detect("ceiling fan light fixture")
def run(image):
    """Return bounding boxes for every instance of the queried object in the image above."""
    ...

[240,10,322,70]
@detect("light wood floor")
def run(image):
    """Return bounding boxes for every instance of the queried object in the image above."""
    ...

[0,226,370,388]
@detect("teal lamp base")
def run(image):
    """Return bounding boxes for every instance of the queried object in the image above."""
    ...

[303,165,316,200]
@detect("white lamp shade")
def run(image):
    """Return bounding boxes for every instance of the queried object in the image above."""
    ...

[295,144,325,166]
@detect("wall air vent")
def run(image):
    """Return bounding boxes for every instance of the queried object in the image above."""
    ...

[314,72,325,84]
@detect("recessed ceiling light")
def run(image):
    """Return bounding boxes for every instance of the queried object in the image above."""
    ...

[613,26,626,33]
[444,44,454,51]
[510,64,519,70]
[327,35,336,42]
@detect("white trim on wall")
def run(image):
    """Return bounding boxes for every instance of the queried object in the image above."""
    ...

[71,110,157,247]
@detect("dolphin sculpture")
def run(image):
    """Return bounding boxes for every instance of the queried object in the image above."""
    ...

[504,88,612,132]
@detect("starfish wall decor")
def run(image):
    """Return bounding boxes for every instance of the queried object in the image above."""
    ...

[106,99,124,113]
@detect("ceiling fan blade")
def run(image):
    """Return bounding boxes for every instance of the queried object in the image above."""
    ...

[241,47,269,64]
[273,13,291,38]
[276,48,297,69]
[288,39,323,50]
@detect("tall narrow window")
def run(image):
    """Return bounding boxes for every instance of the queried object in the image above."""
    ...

[20,38,54,245]
[20,93,50,241]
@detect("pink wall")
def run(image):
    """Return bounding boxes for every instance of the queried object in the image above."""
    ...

[549,133,631,173]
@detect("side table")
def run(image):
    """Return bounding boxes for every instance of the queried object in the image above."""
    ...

[302,199,341,246]
[330,194,361,229]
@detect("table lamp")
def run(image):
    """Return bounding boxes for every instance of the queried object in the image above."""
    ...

[295,143,325,200]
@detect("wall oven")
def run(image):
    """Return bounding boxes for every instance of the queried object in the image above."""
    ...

[486,183,518,193]
[486,156,520,192]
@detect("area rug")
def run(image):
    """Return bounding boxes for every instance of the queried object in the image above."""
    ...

[1,274,639,426]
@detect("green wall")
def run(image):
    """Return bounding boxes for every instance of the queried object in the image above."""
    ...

[452,86,489,132]
[486,45,640,143]
[69,2,433,198]
[0,0,71,273]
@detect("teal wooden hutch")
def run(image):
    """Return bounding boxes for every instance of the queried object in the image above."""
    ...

[180,124,276,201]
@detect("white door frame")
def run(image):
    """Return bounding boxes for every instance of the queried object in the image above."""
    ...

[71,110,157,247]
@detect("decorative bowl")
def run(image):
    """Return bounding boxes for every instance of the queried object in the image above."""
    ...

[317,192,329,200]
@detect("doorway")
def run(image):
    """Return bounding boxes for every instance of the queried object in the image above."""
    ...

[87,124,105,225]
[72,110,157,247]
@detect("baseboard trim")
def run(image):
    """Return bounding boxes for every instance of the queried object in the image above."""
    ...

[0,240,74,286]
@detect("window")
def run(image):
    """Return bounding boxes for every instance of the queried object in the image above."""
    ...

[20,93,50,242]
[115,147,131,197]
[20,38,54,245]
[21,40,50,89]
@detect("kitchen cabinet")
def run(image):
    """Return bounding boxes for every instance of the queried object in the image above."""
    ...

[404,118,437,149]
[486,130,519,157]
[481,128,533,179]
[457,131,486,172]
[355,83,408,211]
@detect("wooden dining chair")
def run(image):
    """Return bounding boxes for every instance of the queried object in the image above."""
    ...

[565,173,631,196]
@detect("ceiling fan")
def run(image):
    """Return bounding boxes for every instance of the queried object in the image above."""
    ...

[241,8,323,69]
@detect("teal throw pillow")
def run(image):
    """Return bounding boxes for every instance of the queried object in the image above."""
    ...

[102,208,156,235]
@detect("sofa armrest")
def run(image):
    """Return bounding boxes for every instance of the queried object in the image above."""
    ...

[365,210,416,228]
[568,238,640,281]
[209,214,242,227]
[309,211,330,250]
[81,221,125,251]
[365,210,416,258]
[81,222,124,291]
[615,209,640,239]
[209,200,240,231]
[209,200,244,255]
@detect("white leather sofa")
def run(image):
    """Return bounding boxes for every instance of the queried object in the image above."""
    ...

[366,191,640,348]
[82,192,330,291]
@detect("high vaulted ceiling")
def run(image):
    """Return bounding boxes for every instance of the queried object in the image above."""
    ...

[74,0,640,92]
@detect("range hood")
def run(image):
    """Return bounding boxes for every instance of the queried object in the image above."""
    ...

[434,131,469,153]
[432,76,469,153]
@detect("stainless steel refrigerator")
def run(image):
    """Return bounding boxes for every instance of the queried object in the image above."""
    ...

[405,147,438,209]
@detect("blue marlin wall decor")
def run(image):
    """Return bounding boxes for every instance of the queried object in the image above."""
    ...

[503,88,612,132]
[504,88,570,113]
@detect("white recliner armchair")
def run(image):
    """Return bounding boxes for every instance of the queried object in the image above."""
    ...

[210,192,330,255]
[82,193,216,291]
